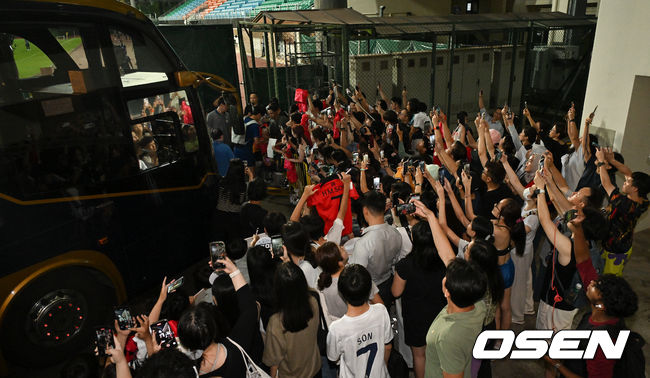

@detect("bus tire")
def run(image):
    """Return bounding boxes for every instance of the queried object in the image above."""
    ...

[1,267,117,367]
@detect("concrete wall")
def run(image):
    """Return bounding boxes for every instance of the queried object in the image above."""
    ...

[581,0,650,230]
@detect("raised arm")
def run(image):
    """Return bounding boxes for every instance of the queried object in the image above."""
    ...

[148,278,173,324]
[595,147,616,197]
[290,185,316,222]
[523,107,536,129]
[435,180,462,247]
[535,172,572,266]
[461,171,476,221]
[377,82,389,104]
[483,118,496,160]
[581,115,593,163]
[402,87,408,113]
[337,173,351,221]
[476,115,489,167]
[443,178,470,227]
[504,106,522,152]
[414,200,456,266]
[478,89,486,111]
[501,153,525,199]
[566,105,580,149]
[439,111,453,149]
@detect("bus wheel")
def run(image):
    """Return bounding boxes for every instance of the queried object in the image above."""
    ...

[1,267,117,367]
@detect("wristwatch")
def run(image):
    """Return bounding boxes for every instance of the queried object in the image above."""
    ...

[596,161,607,168]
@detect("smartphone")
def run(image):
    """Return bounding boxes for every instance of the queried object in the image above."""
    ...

[410,194,420,201]
[396,202,416,215]
[373,177,381,190]
[564,209,578,223]
[463,163,471,176]
[167,276,184,294]
[326,134,333,144]
[209,241,226,269]
[270,235,283,259]
[419,161,426,172]
[438,167,447,185]
[363,154,369,165]
[150,320,178,349]
[95,326,115,356]
[353,152,359,164]
[380,150,385,160]
[429,135,435,145]
[524,101,528,109]
[113,307,135,330]
[538,156,545,172]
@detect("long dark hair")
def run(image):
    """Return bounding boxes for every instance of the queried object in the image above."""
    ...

[410,222,445,271]
[471,216,494,243]
[498,198,526,256]
[315,242,343,290]
[467,240,504,305]
[273,262,313,332]
[281,222,317,268]
[220,158,246,204]
[247,245,278,310]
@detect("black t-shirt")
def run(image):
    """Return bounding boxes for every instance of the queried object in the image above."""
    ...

[476,184,515,218]
[541,240,578,311]
[240,203,268,237]
[395,254,446,346]
[540,134,569,171]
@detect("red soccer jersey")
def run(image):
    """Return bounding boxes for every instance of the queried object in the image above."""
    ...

[307,178,359,236]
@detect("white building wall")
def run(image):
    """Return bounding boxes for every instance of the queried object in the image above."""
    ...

[581,0,650,230]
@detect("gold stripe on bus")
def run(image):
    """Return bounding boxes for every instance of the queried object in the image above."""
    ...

[0,172,217,206]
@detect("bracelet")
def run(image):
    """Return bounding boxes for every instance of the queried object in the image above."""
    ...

[538,189,545,194]
[596,161,606,167]
[229,270,241,279]
[415,183,421,186]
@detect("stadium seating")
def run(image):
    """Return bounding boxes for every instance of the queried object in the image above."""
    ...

[158,0,313,21]
[253,0,314,15]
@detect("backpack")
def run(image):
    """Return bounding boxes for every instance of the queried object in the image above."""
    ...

[551,239,604,309]
[611,328,646,378]
[564,314,646,378]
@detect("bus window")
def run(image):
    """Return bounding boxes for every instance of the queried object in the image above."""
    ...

[128,90,195,170]
[49,27,90,70]
[7,35,55,79]
[109,27,171,88]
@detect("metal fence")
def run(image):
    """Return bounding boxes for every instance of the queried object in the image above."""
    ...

[237,11,595,126]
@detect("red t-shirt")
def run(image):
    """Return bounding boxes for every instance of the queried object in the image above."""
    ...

[299,113,313,145]
[307,178,359,236]
[577,258,618,378]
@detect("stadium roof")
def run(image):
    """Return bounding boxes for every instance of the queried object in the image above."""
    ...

[250,8,596,36]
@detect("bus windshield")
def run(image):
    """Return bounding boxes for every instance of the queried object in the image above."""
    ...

[0,21,198,202]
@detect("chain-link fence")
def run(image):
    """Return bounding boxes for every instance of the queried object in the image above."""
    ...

[237,11,595,127]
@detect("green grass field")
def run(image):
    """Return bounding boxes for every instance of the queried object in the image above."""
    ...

[12,37,82,78]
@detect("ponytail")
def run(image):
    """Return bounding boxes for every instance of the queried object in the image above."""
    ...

[317,271,333,291]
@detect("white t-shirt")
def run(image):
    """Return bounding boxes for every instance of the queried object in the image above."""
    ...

[300,259,321,289]
[396,226,413,262]
[412,112,431,130]
[325,218,344,246]
[561,144,585,192]
[327,303,393,378]
[321,277,379,319]
[457,238,470,259]
[522,207,539,256]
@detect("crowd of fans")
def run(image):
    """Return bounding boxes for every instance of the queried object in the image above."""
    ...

[68,84,650,378]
